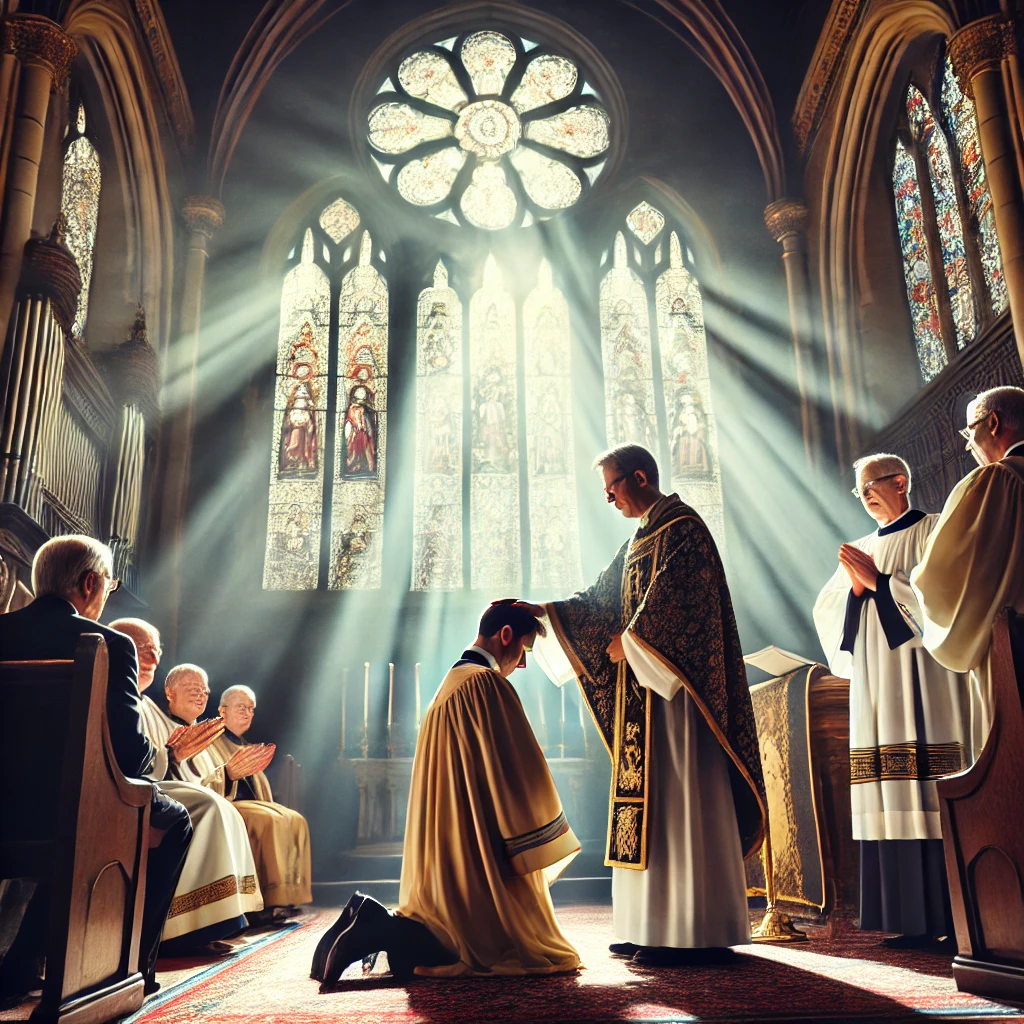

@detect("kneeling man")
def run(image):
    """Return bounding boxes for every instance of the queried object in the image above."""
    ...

[312,601,580,984]
[202,685,313,911]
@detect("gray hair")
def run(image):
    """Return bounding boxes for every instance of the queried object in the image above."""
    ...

[32,535,112,599]
[165,663,209,692]
[220,684,256,708]
[110,618,160,647]
[853,452,912,493]
[972,386,1024,434]
[592,443,660,489]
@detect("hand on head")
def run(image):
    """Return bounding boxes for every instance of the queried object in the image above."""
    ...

[476,599,546,676]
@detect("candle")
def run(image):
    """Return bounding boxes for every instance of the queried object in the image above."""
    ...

[537,689,546,728]
[560,685,566,758]
[363,661,370,736]
[388,662,395,728]
[415,663,422,728]
[578,687,589,755]
[341,667,349,752]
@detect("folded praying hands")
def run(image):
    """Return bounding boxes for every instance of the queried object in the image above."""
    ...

[167,717,225,763]
[226,742,276,781]
[839,543,879,596]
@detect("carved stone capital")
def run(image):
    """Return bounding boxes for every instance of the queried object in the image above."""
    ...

[18,218,82,335]
[1,14,77,91]
[948,16,1017,98]
[182,195,225,237]
[764,198,809,242]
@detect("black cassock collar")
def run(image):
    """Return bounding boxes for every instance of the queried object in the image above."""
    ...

[454,648,492,670]
[877,508,926,536]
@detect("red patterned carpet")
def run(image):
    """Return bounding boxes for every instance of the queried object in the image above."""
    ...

[114,907,1024,1024]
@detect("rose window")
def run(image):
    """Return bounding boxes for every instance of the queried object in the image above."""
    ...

[366,30,612,230]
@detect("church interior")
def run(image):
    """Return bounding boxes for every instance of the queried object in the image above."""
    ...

[1,0,1023,1021]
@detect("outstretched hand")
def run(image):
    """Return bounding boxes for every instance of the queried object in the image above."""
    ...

[226,742,276,781]
[167,717,225,763]
[839,544,879,595]
[606,634,625,663]
[509,600,545,618]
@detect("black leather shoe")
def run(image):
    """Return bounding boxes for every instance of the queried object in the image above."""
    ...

[311,892,366,981]
[609,942,641,957]
[143,975,161,997]
[632,946,737,967]
[319,896,391,989]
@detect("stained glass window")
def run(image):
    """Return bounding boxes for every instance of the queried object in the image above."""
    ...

[412,261,464,590]
[940,58,1007,315]
[892,139,946,381]
[61,104,101,339]
[524,259,582,591]
[264,229,330,589]
[367,30,610,229]
[470,254,520,589]
[656,233,725,549]
[600,231,658,451]
[906,86,975,348]
[331,231,388,589]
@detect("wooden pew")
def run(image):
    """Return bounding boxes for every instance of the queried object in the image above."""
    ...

[275,754,304,814]
[0,635,152,1023]
[938,608,1024,1005]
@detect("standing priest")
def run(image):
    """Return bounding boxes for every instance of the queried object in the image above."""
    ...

[814,453,970,948]
[525,444,765,967]
[911,386,1024,756]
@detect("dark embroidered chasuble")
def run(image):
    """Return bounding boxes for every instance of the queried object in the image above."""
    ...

[547,493,767,869]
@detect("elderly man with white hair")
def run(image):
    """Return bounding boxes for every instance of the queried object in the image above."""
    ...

[109,620,263,953]
[200,685,313,913]
[912,385,1024,754]
[814,454,971,949]
[0,537,191,996]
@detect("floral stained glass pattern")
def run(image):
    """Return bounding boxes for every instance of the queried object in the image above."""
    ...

[367,30,611,228]
[524,260,582,591]
[601,233,658,451]
[656,233,724,551]
[61,106,101,338]
[892,140,946,381]
[941,58,1007,315]
[264,229,330,589]
[331,231,388,589]
[412,261,464,590]
[470,255,521,590]
[319,197,360,243]
[626,201,665,246]
[907,86,975,348]
[368,103,453,155]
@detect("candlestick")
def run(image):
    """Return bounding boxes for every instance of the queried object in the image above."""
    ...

[415,663,422,729]
[362,661,370,758]
[341,667,349,755]
[387,662,395,728]
[578,687,589,757]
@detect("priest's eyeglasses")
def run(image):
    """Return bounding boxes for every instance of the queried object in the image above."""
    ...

[604,474,627,501]
[851,474,901,499]
[958,413,990,441]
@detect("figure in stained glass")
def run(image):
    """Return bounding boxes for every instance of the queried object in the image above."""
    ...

[474,363,514,472]
[670,390,711,478]
[343,378,377,477]
[423,301,456,371]
[280,382,319,475]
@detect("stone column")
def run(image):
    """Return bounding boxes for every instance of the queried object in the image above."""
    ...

[0,15,76,353]
[949,16,1024,364]
[160,196,224,652]
[764,198,822,470]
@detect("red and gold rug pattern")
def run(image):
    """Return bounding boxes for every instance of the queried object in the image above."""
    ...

[123,907,1022,1024]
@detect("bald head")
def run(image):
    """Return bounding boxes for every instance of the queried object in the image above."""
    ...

[966,386,1024,465]
[110,618,162,692]
[165,663,210,724]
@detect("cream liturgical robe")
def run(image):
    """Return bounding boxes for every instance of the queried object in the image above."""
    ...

[911,451,1024,755]
[198,733,313,908]
[398,653,581,977]
[813,510,972,841]
[138,697,263,939]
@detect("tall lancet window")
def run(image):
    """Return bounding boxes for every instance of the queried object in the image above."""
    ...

[61,104,101,338]
[264,229,330,589]
[656,232,723,547]
[891,55,1007,383]
[600,230,657,451]
[332,231,388,589]
[412,261,464,590]
[470,254,520,589]
[600,201,726,552]
[524,259,582,590]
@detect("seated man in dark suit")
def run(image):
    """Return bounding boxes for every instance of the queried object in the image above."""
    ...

[0,535,192,997]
